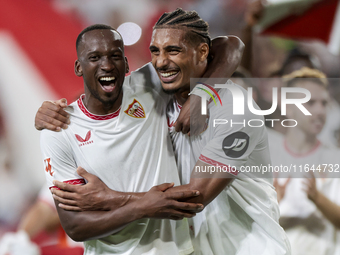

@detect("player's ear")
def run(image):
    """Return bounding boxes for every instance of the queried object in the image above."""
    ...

[198,43,209,62]
[74,60,83,77]
[125,56,129,74]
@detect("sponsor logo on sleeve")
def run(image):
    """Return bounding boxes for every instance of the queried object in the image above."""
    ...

[222,132,249,158]
[44,158,54,176]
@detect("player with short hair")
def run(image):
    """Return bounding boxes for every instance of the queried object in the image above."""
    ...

[40,24,208,255]
[38,20,243,254]
[37,9,291,254]
[150,8,291,254]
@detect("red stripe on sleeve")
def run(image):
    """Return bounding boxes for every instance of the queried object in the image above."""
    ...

[198,154,239,176]
[49,178,85,190]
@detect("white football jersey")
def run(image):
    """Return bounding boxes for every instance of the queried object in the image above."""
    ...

[167,81,291,255]
[40,63,193,255]
[270,139,340,255]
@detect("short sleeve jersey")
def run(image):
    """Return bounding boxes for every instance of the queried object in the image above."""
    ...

[167,81,291,255]
[40,63,193,255]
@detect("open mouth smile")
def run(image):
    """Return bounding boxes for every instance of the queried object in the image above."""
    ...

[159,70,179,83]
[99,76,116,93]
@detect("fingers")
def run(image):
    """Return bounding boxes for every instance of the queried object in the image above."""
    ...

[168,190,200,200]
[57,203,82,212]
[154,183,175,192]
[181,120,190,134]
[51,188,77,201]
[76,167,93,180]
[307,171,316,179]
[283,177,291,187]
[54,98,68,108]
[273,178,278,188]
[53,193,78,205]
[52,180,77,192]
[174,121,184,133]
[44,100,69,118]
[35,101,70,131]
[171,201,204,213]
[167,209,196,219]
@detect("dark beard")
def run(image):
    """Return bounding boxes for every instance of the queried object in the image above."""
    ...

[162,87,180,95]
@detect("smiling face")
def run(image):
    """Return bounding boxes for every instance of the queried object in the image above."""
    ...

[149,28,208,95]
[75,29,128,114]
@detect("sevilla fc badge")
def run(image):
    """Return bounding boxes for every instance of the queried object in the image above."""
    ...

[124,99,145,118]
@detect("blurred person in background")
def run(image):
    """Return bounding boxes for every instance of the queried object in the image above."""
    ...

[271,67,340,255]
[0,184,84,255]
[0,106,26,235]
[257,48,321,135]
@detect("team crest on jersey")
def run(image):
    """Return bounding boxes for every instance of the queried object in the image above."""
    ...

[124,99,145,118]
[75,130,94,147]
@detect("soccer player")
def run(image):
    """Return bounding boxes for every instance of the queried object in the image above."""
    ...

[271,67,340,255]
[39,24,212,255]
[149,9,290,254]
[36,9,291,254]
[38,18,243,254]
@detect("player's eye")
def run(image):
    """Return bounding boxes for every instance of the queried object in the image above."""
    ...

[89,55,99,61]
[150,49,159,55]
[169,49,180,55]
[112,54,122,59]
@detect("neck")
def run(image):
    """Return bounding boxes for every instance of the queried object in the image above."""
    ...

[285,128,319,154]
[83,92,123,115]
[174,89,190,105]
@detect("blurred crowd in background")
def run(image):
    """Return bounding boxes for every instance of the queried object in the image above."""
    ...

[0,0,340,254]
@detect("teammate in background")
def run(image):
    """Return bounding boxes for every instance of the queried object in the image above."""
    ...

[38,21,243,254]
[36,9,290,254]
[271,67,340,255]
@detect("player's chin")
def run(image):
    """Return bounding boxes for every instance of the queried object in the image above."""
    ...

[161,82,181,95]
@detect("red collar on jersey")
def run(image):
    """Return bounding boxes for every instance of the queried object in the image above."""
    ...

[77,94,121,120]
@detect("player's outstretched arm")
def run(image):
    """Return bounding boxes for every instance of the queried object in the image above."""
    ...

[51,167,202,213]
[55,182,203,241]
[51,167,143,211]
[35,99,70,131]
[176,36,244,135]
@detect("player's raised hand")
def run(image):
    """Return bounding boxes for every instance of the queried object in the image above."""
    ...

[35,98,70,131]
[273,177,291,203]
[139,183,204,220]
[51,167,114,212]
